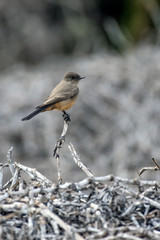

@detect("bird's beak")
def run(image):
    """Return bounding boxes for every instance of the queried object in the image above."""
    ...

[79,76,85,80]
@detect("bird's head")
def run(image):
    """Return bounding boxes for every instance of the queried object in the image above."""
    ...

[63,72,85,84]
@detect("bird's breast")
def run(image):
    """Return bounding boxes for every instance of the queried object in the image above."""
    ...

[53,95,78,111]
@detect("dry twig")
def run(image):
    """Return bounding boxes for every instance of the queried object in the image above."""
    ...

[68,142,93,178]
[53,111,71,184]
[1,149,160,239]
[139,157,160,176]
[7,146,15,176]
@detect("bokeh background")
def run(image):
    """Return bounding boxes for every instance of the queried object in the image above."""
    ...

[1,0,160,182]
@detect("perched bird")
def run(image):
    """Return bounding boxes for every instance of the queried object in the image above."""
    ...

[21,72,85,121]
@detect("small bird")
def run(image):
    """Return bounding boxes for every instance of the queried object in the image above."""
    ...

[21,72,85,121]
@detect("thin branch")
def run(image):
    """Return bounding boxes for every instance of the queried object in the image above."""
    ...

[68,142,93,178]
[53,111,71,184]
[7,146,15,176]
[139,157,160,176]
[15,162,52,186]
[0,166,4,190]
[152,157,160,170]
[10,168,19,190]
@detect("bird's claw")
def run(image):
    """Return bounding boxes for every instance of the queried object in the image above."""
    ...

[62,111,71,123]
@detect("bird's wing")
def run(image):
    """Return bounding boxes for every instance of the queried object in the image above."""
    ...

[36,82,79,108]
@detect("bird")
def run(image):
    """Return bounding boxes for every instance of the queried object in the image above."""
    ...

[21,72,85,121]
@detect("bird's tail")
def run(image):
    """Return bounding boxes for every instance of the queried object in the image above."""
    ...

[21,107,44,121]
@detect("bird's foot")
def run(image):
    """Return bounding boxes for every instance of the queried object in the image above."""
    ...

[62,111,71,123]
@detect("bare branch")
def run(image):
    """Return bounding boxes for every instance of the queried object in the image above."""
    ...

[68,142,93,178]
[7,146,15,176]
[139,157,160,176]
[1,148,160,239]
[53,112,71,184]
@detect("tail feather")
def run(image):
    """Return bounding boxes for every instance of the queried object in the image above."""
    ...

[21,107,43,121]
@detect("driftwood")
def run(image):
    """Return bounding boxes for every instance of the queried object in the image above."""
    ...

[1,148,160,239]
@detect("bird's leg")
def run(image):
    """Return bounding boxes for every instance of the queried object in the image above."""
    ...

[62,111,71,123]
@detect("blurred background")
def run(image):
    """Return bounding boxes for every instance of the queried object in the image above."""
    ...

[1,0,160,182]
